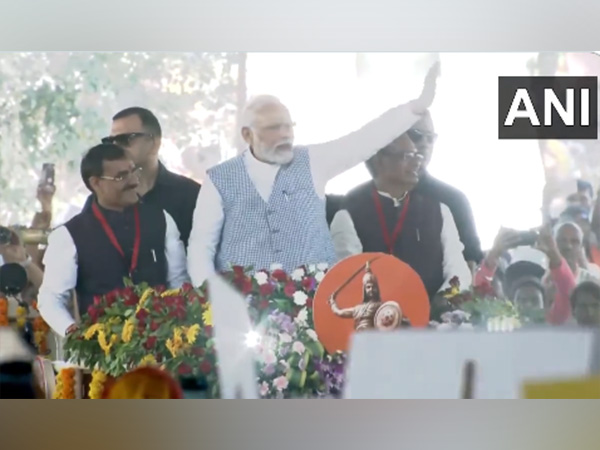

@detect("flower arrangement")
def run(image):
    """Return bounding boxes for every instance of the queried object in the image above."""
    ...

[63,281,219,398]
[221,263,347,399]
[0,297,8,327]
[53,368,76,399]
[430,276,545,330]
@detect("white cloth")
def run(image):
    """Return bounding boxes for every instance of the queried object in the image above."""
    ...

[37,211,189,337]
[188,104,423,286]
[329,201,472,292]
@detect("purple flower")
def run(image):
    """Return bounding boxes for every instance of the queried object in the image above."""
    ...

[263,364,276,376]
[279,344,290,358]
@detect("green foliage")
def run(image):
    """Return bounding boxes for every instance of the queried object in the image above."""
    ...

[0,52,241,225]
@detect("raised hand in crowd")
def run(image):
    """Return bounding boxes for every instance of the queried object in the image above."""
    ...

[483,227,524,270]
[535,225,563,269]
[0,228,44,293]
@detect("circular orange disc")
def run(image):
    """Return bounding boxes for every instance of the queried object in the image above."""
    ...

[313,252,430,354]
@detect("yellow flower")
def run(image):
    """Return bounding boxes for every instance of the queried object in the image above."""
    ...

[98,331,119,356]
[108,317,122,326]
[139,354,157,366]
[121,318,135,343]
[202,306,213,327]
[161,288,181,298]
[89,370,107,400]
[166,327,186,357]
[16,306,27,329]
[185,324,201,344]
[84,323,103,340]
[136,288,154,312]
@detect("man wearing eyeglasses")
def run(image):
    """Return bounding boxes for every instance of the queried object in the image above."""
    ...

[329,133,472,302]
[38,144,189,337]
[84,107,201,248]
[408,111,484,268]
[187,63,441,285]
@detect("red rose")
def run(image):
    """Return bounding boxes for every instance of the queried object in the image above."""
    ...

[271,269,288,282]
[259,300,269,310]
[87,305,100,322]
[150,321,160,332]
[154,285,166,294]
[302,277,316,291]
[105,290,118,307]
[93,296,103,307]
[153,302,163,313]
[136,308,149,322]
[121,288,138,306]
[204,325,213,336]
[198,295,207,305]
[165,296,176,308]
[233,266,245,278]
[178,364,193,376]
[144,336,157,350]
[306,298,313,309]
[192,347,205,357]
[259,283,274,296]
[284,282,296,297]
[181,283,194,294]
[241,278,253,295]
[200,360,213,375]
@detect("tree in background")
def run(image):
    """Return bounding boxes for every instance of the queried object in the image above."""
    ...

[0,52,243,225]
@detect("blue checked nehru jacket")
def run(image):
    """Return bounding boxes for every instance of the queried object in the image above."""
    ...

[207,147,338,274]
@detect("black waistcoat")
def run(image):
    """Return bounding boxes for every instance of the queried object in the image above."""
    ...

[344,181,445,301]
[64,201,168,313]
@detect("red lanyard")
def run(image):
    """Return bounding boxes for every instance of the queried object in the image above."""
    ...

[92,202,141,277]
[372,187,410,254]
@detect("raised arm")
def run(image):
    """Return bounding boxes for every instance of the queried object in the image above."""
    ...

[309,61,441,187]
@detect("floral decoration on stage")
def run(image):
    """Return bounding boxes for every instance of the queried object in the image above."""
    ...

[221,263,346,399]
[63,281,219,398]
[430,276,545,331]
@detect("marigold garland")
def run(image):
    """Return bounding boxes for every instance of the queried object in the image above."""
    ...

[33,317,51,355]
[139,354,157,366]
[53,368,76,399]
[121,318,135,343]
[0,297,8,327]
[16,305,28,329]
[89,370,107,399]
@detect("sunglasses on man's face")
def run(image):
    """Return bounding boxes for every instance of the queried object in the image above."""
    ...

[407,128,438,145]
[101,132,153,147]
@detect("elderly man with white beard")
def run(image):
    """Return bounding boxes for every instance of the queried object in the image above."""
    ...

[187,62,440,285]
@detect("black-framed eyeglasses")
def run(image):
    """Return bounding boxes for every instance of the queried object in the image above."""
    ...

[99,166,143,183]
[101,132,154,147]
[407,128,438,145]
[380,150,424,163]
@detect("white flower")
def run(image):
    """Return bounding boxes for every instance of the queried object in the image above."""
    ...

[295,308,308,325]
[260,381,270,396]
[315,271,325,283]
[279,333,292,343]
[293,291,308,306]
[254,271,269,285]
[270,263,283,271]
[292,341,306,354]
[273,376,289,392]
[291,268,305,281]
[459,323,474,331]
[306,329,319,341]
[317,263,329,271]
[308,264,316,273]
[263,350,277,365]
[436,323,454,331]
[279,360,290,370]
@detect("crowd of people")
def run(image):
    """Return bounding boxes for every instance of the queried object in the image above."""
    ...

[2,60,600,397]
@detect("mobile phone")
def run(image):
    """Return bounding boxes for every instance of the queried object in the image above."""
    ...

[515,229,539,247]
[40,163,55,187]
